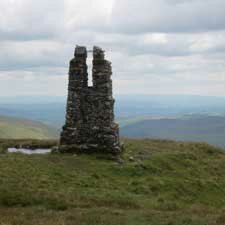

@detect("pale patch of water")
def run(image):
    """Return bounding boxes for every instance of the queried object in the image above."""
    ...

[7,148,51,155]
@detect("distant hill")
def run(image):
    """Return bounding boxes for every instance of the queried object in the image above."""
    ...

[1,94,225,127]
[1,95,225,146]
[0,103,66,127]
[121,115,225,148]
[0,115,58,139]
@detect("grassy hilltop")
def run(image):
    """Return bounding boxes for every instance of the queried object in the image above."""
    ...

[1,139,225,224]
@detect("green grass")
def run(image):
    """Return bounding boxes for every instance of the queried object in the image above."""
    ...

[1,138,225,224]
[0,115,58,139]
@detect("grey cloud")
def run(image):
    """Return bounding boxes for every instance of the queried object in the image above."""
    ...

[1,30,225,80]
[110,0,225,33]
[0,0,225,96]
[0,40,70,71]
[86,31,225,57]
[0,0,64,41]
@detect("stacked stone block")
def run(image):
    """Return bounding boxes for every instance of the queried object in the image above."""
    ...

[60,46,121,154]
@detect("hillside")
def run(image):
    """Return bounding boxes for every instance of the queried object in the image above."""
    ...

[0,115,58,139]
[2,94,225,127]
[1,138,225,224]
[1,95,225,147]
[1,111,225,149]
[121,115,225,148]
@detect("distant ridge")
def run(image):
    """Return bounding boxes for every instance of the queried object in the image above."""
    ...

[121,115,225,148]
[0,115,58,139]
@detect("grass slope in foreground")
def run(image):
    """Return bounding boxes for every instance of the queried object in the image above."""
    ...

[0,115,58,139]
[1,139,225,224]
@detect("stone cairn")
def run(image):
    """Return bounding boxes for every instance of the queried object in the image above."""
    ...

[60,46,121,154]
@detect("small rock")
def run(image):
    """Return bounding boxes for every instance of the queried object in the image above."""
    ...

[116,157,124,165]
[129,156,135,162]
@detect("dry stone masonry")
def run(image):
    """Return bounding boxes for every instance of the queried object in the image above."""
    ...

[60,46,121,154]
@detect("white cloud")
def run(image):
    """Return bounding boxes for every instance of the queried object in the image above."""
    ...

[0,70,67,96]
[0,0,225,96]
[65,0,114,31]
[0,40,68,70]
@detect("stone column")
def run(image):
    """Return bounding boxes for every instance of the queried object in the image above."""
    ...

[60,46,88,145]
[60,46,121,154]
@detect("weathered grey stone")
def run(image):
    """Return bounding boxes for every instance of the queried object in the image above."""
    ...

[60,46,121,154]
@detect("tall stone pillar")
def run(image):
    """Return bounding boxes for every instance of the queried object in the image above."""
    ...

[60,46,121,154]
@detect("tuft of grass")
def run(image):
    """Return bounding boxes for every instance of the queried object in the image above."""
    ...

[0,138,225,224]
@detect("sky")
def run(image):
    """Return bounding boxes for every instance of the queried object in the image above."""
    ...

[0,0,225,97]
